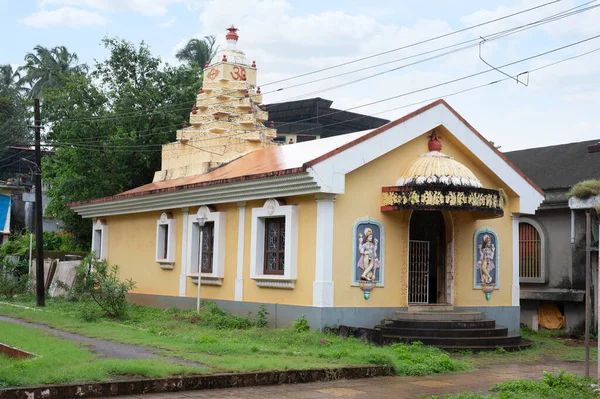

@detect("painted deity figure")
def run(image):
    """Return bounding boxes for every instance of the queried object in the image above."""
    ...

[358,228,380,281]
[477,234,496,285]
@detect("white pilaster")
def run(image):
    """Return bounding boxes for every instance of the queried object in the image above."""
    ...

[313,194,336,307]
[511,213,520,306]
[235,202,246,301]
[179,207,189,297]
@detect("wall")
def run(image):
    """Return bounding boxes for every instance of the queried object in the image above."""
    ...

[332,129,518,308]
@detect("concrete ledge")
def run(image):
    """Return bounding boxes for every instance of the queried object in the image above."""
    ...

[0,366,394,399]
[520,289,585,302]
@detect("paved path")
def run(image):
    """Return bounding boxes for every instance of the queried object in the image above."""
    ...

[100,361,596,399]
[0,315,204,368]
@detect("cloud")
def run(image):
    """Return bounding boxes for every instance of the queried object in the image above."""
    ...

[158,17,176,28]
[39,0,197,16]
[20,7,109,28]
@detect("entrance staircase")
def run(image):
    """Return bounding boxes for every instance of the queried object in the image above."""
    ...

[375,306,531,351]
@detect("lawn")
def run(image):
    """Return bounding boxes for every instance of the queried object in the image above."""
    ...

[0,296,468,387]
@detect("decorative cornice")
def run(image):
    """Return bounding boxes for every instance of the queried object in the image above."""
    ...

[254,279,295,289]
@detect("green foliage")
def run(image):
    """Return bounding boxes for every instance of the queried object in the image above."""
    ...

[0,260,29,299]
[427,371,598,399]
[292,314,310,332]
[0,64,31,151]
[176,36,218,68]
[568,179,600,199]
[0,231,83,260]
[42,37,202,247]
[255,304,269,328]
[391,341,466,375]
[71,255,136,319]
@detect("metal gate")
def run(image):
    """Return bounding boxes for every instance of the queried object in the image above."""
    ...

[408,240,430,304]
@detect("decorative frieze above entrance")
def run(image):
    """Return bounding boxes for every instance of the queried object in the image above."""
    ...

[381,185,504,217]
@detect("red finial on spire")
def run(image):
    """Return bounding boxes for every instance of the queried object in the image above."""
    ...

[191,105,197,114]
[244,90,249,98]
[198,87,204,94]
[256,87,261,94]
[261,105,267,111]
[269,121,275,128]
[222,54,227,62]
[226,25,239,42]
[251,60,256,68]
[428,129,442,152]
[183,121,188,128]
[213,113,220,120]
[204,61,209,68]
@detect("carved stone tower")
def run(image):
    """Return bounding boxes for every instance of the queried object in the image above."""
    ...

[154,25,277,182]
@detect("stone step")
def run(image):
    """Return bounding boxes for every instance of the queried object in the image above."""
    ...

[384,319,496,330]
[439,340,533,353]
[394,311,482,322]
[408,304,454,312]
[382,332,522,347]
[377,325,508,338]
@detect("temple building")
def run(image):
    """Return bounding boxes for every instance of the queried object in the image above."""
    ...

[71,26,544,336]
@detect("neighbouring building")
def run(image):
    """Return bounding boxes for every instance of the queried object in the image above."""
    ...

[505,140,600,332]
[70,26,544,332]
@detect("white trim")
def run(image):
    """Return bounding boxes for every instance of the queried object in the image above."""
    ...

[569,195,600,209]
[308,104,544,214]
[249,199,298,286]
[512,214,520,306]
[255,279,294,289]
[313,194,335,307]
[155,212,176,266]
[235,202,246,301]
[187,206,226,281]
[190,276,224,286]
[72,173,319,218]
[571,210,575,244]
[91,219,108,261]
[179,208,189,297]
[473,227,500,290]
[518,217,547,284]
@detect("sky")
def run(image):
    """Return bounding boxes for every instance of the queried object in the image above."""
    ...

[1,0,599,151]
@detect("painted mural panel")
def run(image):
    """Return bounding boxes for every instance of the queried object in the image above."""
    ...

[473,228,499,289]
[353,218,384,285]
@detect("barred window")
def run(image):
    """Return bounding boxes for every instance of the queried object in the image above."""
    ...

[200,222,214,273]
[519,222,542,279]
[264,217,285,275]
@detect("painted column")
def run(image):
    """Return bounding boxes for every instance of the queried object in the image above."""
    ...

[235,202,246,301]
[313,194,336,307]
[511,213,520,307]
[179,207,189,297]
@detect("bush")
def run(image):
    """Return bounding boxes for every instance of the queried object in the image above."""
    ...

[0,259,29,299]
[568,179,600,199]
[0,230,83,261]
[71,255,136,319]
[292,314,310,332]
[255,304,269,328]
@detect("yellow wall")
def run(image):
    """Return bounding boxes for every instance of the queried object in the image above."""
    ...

[333,130,517,308]
[106,210,182,296]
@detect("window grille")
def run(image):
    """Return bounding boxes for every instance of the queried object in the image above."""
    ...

[519,222,541,279]
[264,217,285,275]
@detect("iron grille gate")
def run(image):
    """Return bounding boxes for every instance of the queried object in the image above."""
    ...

[408,240,430,304]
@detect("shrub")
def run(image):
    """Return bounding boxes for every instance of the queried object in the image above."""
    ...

[568,179,600,199]
[71,254,136,319]
[292,314,310,332]
[255,304,269,328]
[0,258,29,299]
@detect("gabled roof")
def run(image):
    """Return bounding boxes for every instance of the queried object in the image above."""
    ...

[505,139,600,190]
[70,100,544,217]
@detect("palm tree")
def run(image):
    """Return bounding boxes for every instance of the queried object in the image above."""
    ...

[0,64,27,95]
[19,45,87,99]
[176,36,218,69]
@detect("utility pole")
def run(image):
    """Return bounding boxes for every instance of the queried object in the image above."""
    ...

[34,98,45,307]
[585,210,591,377]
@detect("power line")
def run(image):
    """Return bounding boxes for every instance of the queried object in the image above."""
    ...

[40,0,570,125]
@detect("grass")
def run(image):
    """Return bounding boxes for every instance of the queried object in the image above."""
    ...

[568,179,600,200]
[0,296,469,386]
[425,370,598,399]
[0,321,202,388]
[451,327,598,368]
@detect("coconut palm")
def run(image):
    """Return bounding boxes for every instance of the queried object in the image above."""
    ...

[20,45,87,99]
[0,64,27,95]
[176,36,218,69]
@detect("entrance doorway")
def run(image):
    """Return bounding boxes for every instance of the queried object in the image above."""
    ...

[408,211,446,304]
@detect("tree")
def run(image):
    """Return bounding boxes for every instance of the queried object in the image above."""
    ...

[19,45,87,99]
[0,64,31,149]
[176,36,218,69]
[43,38,202,247]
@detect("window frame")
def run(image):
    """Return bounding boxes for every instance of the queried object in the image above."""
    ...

[156,212,176,268]
[186,206,226,282]
[518,217,547,284]
[263,216,286,275]
[250,199,298,288]
[91,219,108,260]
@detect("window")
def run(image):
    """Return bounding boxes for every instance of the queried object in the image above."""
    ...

[156,212,176,267]
[264,217,285,275]
[250,199,298,288]
[518,218,546,283]
[187,206,226,283]
[91,219,108,260]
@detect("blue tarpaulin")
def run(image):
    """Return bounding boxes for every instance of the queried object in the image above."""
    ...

[0,194,10,233]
